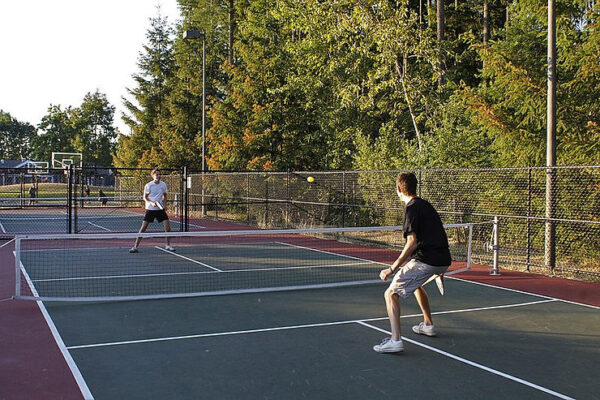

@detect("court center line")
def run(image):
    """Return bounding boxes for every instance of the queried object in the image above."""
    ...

[153,246,223,271]
[358,299,558,323]
[86,221,112,231]
[65,299,555,350]
[357,321,575,400]
[276,241,391,267]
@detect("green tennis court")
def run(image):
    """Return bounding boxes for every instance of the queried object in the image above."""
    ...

[15,229,600,399]
[41,280,598,399]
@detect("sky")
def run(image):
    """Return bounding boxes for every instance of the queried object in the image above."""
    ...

[0,0,181,135]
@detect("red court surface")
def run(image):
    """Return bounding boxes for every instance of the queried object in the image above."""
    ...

[1,221,598,399]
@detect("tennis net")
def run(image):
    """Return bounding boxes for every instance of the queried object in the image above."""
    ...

[14,224,474,301]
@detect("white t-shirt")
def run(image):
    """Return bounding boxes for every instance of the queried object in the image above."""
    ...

[144,180,168,210]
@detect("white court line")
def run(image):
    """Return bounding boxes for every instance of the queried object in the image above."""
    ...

[357,321,574,400]
[0,219,6,233]
[276,241,391,267]
[154,246,223,271]
[450,276,600,310]
[0,238,15,249]
[32,261,366,283]
[86,221,111,231]
[65,299,556,350]
[16,256,94,399]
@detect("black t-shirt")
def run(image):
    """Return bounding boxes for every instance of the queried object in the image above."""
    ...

[403,197,451,266]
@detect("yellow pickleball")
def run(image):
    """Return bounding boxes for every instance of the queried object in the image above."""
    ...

[307,176,315,183]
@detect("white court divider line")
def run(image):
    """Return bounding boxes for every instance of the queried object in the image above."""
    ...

[154,246,223,271]
[358,299,558,323]
[86,221,112,231]
[16,255,94,400]
[65,299,557,350]
[0,238,15,249]
[357,321,575,400]
[450,276,600,310]
[31,261,369,283]
[276,241,391,267]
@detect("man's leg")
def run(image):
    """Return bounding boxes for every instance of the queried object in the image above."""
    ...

[132,221,150,250]
[384,288,402,340]
[414,286,433,325]
[162,219,172,247]
[373,288,404,353]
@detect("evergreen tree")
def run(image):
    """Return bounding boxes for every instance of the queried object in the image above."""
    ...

[115,8,176,168]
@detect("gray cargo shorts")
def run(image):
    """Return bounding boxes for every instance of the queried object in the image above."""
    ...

[389,259,449,299]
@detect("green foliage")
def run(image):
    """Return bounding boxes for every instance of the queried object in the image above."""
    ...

[115,10,177,168]
[0,110,36,160]
[461,0,598,166]
[118,0,599,170]
[32,91,116,166]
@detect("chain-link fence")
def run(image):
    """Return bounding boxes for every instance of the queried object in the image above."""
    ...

[2,165,598,281]
[186,166,600,282]
[0,167,70,235]
[0,166,185,235]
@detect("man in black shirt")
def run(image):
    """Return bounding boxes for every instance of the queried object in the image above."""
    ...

[373,172,451,353]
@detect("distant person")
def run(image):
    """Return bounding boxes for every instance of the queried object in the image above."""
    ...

[28,186,36,205]
[98,189,108,206]
[129,169,175,253]
[373,172,451,354]
[85,185,91,197]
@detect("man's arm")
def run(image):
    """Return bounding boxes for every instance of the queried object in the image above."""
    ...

[379,233,418,281]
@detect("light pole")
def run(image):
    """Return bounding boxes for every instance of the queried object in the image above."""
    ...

[184,29,207,216]
[183,29,206,173]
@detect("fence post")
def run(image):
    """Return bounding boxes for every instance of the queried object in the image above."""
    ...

[215,173,219,221]
[490,216,501,276]
[342,171,346,228]
[526,168,532,271]
[182,167,187,232]
[545,167,556,272]
[67,164,73,234]
[286,170,290,228]
[265,174,269,227]
[14,237,21,298]
[247,172,250,224]
[19,172,24,207]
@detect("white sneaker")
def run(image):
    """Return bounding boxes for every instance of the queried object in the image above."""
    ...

[165,245,175,252]
[129,247,138,253]
[412,322,436,336]
[373,337,404,353]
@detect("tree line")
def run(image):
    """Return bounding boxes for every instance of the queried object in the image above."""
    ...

[1,91,117,167]
[3,1,598,171]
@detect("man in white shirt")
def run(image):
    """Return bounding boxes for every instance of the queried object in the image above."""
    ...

[129,169,175,253]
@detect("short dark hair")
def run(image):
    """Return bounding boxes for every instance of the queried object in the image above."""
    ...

[396,172,417,196]
[151,168,161,176]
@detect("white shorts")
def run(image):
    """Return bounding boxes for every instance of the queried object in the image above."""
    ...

[388,259,449,299]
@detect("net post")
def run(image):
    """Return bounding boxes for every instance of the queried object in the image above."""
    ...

[467,223,473,271]
[490,216,501,276]
[14,237,21,298]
